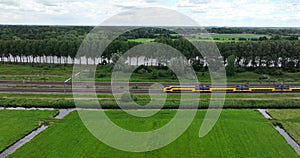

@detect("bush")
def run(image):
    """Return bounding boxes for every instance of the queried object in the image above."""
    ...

[269,69,283,76]
[236,67,246,73]
[254,67,268,74]
[136,68,149,74]
[158,70,168,77]
[134,65,152,73]
[259,74,269,80]
[97,73,105,78]
[255,67,283,76]
[149,71,158,79]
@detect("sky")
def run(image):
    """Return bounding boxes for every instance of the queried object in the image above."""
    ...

[0,0,299,27]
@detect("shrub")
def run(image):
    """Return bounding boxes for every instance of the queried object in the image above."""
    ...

[255,67,268,74]
[134,65,152,73]
[149,71,158,79]
[136,68,149,74]
[158,70,168,77]
[236,67,246,73]
[97,73,105,78]
[269,69,283,76]
[259,74,269,80]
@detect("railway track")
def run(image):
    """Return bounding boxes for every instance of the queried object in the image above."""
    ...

[1,80,300,87]
[1,80,300,94]
[1,87,300,94]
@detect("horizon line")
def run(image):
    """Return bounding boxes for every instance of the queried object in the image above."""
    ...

[0,23,300,28]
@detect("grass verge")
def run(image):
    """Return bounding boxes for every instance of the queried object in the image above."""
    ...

[1,63,300,82]
[1,93,300,109]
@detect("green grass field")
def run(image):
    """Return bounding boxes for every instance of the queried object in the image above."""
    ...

[268,109,300,145]
[1,63,300,83]
[1,93,300,109]
[8,110,298,158]
[191,33,270,42]
[127,34,271,43]
[0,110,57,152]
[128,38,156,43]
[94,66,300,83]
[0,63,73,81]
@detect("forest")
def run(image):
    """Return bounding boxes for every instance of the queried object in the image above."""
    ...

[0,25,299,76]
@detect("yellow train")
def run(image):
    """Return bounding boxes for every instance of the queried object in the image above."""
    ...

[163,85,300,93]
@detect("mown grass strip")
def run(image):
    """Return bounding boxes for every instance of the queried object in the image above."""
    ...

[1,93,300,109]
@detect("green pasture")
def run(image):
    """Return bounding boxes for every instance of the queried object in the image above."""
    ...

[1,93,300,109]
[192,33,270,41]
[0,110,57,152]
[128,38,156,43]
[8,110,298,158]
[0,63,300,83]
[268,109,300,145]
[0,63,73,81]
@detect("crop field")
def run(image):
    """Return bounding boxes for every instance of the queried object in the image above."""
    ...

[268,109,300,145]
[0,110,57,152]
[8,110,299,158]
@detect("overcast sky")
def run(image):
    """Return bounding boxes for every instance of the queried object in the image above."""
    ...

[0,0,299,27]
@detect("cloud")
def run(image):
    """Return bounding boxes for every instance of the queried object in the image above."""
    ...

[0,0,299,26]
[189,0,211,4]
[112,0,161,10]
[37,0,63,7]
[175,0,300,26]
[102,7,199,26]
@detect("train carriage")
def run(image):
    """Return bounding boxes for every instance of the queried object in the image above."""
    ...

[163,85,298,93]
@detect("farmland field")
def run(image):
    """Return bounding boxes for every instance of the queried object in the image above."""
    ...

[0,110,57,152]
[8,110,299,158]
[268,109,300,145]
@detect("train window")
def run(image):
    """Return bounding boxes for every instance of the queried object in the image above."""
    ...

[195,86,202,90]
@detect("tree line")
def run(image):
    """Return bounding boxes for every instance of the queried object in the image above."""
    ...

[2,25,300,40]
[0,38,299,72]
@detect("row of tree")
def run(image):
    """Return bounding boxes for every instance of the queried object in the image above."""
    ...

[2,25,300,40]
[207,27,300,35]
[0,38,299,71]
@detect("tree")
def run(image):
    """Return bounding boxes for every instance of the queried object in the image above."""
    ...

[226,55,236,76]
[111,52,126,71]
